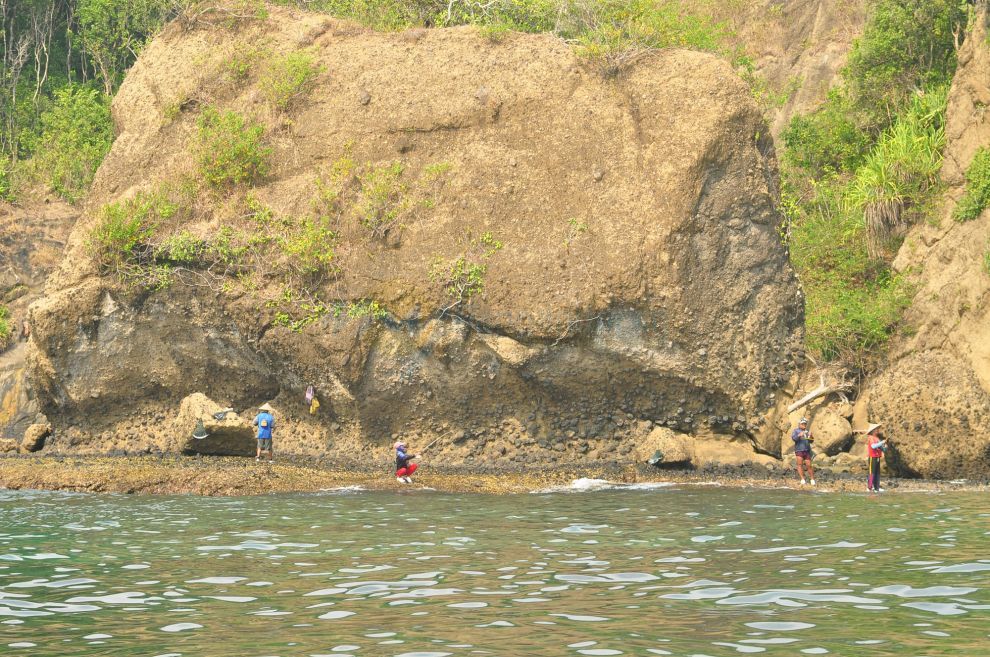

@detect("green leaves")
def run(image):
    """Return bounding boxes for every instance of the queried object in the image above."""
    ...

[194,107,272,189]
[259,51,321,111]
[78,0,185,94]
[844,0,966,126]
[846,86,947,259]
[0,305,12,351]
[30,85,114,203]
[430,231,504,312]
[954,148,990,222]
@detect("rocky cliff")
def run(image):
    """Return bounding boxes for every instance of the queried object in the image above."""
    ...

[719,0,867,137]
[863,3,990,478]
[21,5,802,463]
[0,202,77,448]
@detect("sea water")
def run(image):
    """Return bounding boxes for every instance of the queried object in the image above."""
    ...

[1,486,988,656]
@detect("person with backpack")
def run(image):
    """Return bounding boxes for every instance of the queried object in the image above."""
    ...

[395,441,419,483]
[253,403,276,462]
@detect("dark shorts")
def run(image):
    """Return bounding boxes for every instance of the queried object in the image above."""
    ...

[258,438,273,451]
[795,450,811,460]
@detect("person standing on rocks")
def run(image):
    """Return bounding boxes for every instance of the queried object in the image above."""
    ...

[863,423,888,493]
[253,403,276,462]
[791,418,815,486]
[395,441,419,483]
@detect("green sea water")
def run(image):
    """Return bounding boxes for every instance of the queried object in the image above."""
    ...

[1,482,989,656]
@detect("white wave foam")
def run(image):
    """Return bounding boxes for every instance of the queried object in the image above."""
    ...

[532,478,677,493]
[318,486,365,493]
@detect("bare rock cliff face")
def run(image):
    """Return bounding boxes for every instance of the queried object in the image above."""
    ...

[27,8,802,462]
[0,202,77,447]
[723,0,867,137]
[868,5,990,479]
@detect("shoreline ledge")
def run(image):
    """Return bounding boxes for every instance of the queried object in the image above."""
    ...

[1,456,987,496]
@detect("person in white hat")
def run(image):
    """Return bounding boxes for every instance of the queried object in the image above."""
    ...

[790,417,815,486]
[862,422,887,492]
[394,440,419,483]
[253,403,276,462]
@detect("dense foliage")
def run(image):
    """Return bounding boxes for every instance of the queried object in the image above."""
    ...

[0,0,186,201]
[780,0,968,368]
[954,147,990,222]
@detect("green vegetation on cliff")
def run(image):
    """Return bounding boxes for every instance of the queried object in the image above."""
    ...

[0,305,12,350]
[0,0,191,201]
[780,0,968,368]
[955,147,990,222]
[1,0,741,202]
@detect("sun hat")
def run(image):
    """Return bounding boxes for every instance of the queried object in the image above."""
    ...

[854,422,883,434]
[799,417,808,425]
[258,402,273,412]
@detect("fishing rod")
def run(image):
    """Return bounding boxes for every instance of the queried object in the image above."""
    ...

[419,432,451,453]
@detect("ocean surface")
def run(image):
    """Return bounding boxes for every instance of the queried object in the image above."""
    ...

[1,482,989,656]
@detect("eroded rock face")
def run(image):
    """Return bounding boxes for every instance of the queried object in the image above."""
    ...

[28,7,803,459]
[868,352,990,478]
[864,6,990,479]
[724,0,868,137]
[0,202,77,443]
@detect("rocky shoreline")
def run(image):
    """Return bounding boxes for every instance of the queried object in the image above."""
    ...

[1,455,987,496]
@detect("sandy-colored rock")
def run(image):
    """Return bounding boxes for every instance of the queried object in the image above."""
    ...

[832,452,865,474]
[19,423,50,452]
[941,5,990,187]
[851,392,871,432]
[0,438,17,453]
[26,6,803,460]
[711,0,867,138]
[867,352,990,478]
[478,334,537,367]
[690,436,776,468]
[175,393,256,456]
[636,427,691,465]
[809,409,852,456]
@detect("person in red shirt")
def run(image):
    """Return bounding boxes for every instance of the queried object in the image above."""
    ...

[863,423,888,492]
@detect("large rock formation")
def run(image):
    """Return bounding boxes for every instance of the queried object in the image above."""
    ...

[0,202,77,445]
[26,6,803,462]
[866,4,990,478]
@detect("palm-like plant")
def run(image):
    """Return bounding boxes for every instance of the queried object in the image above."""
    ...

[847,86,947,260]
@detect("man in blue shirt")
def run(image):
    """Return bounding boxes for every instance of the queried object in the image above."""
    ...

[253,403,276,462]
[791,417,815,486]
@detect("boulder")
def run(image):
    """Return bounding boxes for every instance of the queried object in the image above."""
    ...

[832,452,865,474]
[25,5,803,461]
[175,393,256,456]
[0,438,17,453]
[20,423,51,452]
[636,427,692,466]
[690,436,776,468]
[867,352,990,478]
[834,401,854,419]
[809,409,853,455]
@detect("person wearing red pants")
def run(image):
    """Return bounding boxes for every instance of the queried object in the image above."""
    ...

[395,441,419,483]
